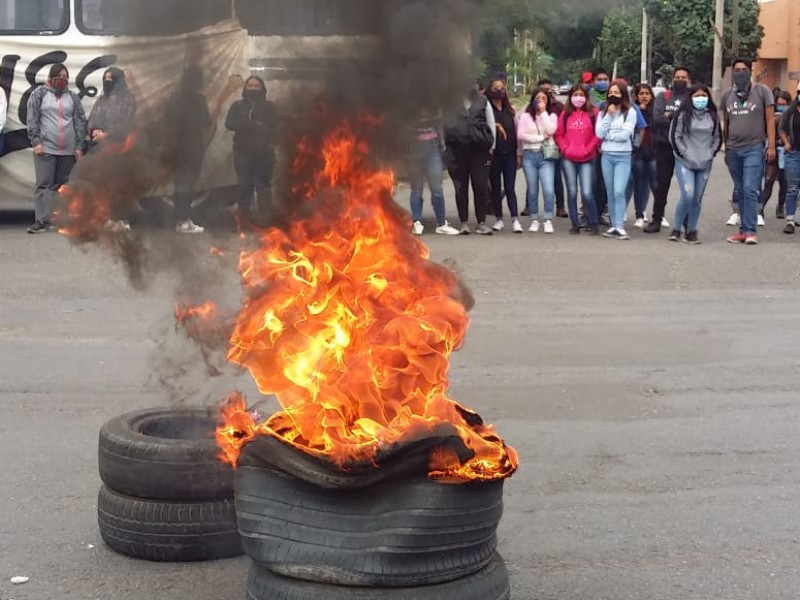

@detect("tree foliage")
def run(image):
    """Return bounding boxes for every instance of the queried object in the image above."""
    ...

[599,5,644,81]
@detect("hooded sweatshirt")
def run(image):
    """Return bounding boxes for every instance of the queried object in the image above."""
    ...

[554,109,600,163]
[595,107,637,154]
[669,109,722,171]
[652,87,688,145]
[27,84,88,155]
[89,70,137,142]
[517,110,557,151]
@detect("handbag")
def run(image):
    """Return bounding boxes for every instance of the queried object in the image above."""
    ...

[537,119,560,160]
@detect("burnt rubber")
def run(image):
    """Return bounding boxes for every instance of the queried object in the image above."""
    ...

[98,408,233,501]
[246,553,511,600]
[97,486,242,562]
[236,465,504,587]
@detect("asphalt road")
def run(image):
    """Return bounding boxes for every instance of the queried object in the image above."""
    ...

[2,157,799,600]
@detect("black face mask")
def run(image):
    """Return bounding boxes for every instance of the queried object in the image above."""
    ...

[607,95,622,105]
[244,89,264,103]
[672,80,688,95]
[103,80,115,95]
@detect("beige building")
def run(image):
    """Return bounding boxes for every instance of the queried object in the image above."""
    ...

[755,0,800,92]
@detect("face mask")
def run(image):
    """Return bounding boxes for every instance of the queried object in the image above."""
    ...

[103,80,115,95]
[571,95,587,108]
[606,95,622,105]
[692,96,709,111]
[733,72,751,90]
[52,77,68,91]
[595,81,609,93]
[776,105,787,113]
[244,89,264,103]
[672,80,688,94]
[490,89,506,100]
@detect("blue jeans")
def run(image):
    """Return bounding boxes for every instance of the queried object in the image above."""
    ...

[562,159,597,227]
[409,139,447,226]
[673,159,711,233]
[601,152,632,230]
[726,144,765,235]
[784,151,800,219]
[489,152,519,218]
[522,149,555,220]
[631,152,657,219]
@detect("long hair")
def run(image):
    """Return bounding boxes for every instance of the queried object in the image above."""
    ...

[780,90,800,134]
[486,76,515,116]
[103,67,128,92]
[602,79,632,117]
[48,63,68,80]
[526,86,554,118]
[562,84,594,120]
[674,83,719,134]
[633,83,654,124]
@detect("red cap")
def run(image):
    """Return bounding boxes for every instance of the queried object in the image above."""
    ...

[581,71,593,84]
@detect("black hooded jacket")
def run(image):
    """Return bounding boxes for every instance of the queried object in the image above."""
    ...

[225,91,278,158]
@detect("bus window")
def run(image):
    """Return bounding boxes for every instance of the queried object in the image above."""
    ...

[236,0,380,36]
[0,0,68,34]
[76,0,231,36]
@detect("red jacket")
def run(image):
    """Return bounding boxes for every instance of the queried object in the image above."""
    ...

[554,109,601,163]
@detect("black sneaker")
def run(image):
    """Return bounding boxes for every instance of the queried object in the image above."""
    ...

[776,205,786,220]
[569,225,581,235]
[520,208,531,217]
[556,209,569,218]
[683,231,701,244]
[643,221,662,234]
[668,229,681,242]
[784,222,796,235]
[588,225,600,236]
[27,220,48,234]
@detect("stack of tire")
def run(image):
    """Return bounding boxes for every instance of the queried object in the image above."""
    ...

[236,462,511,600]
[97,408,242,561]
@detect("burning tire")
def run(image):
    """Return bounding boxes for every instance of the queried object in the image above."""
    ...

[98,408,233,501]
[97,486,242,562]
[246,553,511,600]
[235,464,504,587]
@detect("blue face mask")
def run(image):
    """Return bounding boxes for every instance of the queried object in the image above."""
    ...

[692,96,709,111]
[595,81,609,93]
[776,105,787,113]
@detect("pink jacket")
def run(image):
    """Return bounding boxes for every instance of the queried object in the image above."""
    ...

[517,111,558,152]
[554,109,601,163]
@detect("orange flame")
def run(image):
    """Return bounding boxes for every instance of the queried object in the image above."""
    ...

[217,122,518,482]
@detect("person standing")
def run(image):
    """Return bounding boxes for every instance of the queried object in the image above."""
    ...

[595,80,637,240]
[518,87,558,234]
[589,69,610,224]
[631,83,657,229]
[487,77,522,233]
[778,83,800,234]
[764,90,791,220]
[643,67,691,234]
[554,85,600,235]
[538,78,568,218]
[225,76,279,224]
[445,80,496,235]
[722,58,776,245]
[667,84,722,244]
[26,64,87,234]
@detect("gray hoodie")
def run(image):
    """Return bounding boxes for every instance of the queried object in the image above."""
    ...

[27,85,87,155]
[669,109,721,171]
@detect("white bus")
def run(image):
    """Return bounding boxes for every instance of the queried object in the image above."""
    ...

[0,0,383,202]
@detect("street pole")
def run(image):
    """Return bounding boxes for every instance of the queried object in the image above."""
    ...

[711,0,725,103]
[732,0,740,57]
[640,7,649,83]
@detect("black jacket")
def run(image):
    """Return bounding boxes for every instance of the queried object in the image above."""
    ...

[225,99,278,157]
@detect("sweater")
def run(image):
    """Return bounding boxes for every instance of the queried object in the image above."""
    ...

[554,109,600,163]
[670,110,721,171]
[517,111,557,152]
[595,107,637,154]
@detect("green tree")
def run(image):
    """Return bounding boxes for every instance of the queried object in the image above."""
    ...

[599,5,644,81]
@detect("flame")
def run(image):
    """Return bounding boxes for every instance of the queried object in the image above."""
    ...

[217,122,517,482]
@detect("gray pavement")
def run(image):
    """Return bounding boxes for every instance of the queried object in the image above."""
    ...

[2,156,800,600]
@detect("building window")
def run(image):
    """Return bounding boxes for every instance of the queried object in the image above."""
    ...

[236,0,381,36]
[0,0,68,34]
[76,0,231,36]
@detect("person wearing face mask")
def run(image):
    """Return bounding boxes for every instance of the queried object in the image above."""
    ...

[485,77,522,233]
[643,67,691,234]
[778,84,800,234]
[538,78,567,219]
[762,90,791,220]
[26,63,88,234]
[667,84,722,244]
[595,80,637,240]
[721,57,777,245]
[225,76,279,224]
[589,69,611,224]
[89,68,137,148]
[554,85,600,235]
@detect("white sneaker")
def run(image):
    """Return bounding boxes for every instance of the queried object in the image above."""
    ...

[175,219,205,234]
[643,212,650,223]
[661,217,670,228]
[634,218,645,229]
[726,213,740,226]
[104,219,131,233]
[758,214,765,227]
[543,220,554,234]
[492,219,505,232]
[435,222,460,235]
[528,220,541,233]
[512,218,523,233]
[459,223,471,235]
[412,221,424,236]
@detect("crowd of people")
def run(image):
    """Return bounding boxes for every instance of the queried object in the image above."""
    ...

[411,58,799,245]
[24,64,278,235]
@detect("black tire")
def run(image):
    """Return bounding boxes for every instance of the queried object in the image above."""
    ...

[97,486,242,562]
[246,553,511,600]
[235,465,504,587]
[98,408,233,501]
